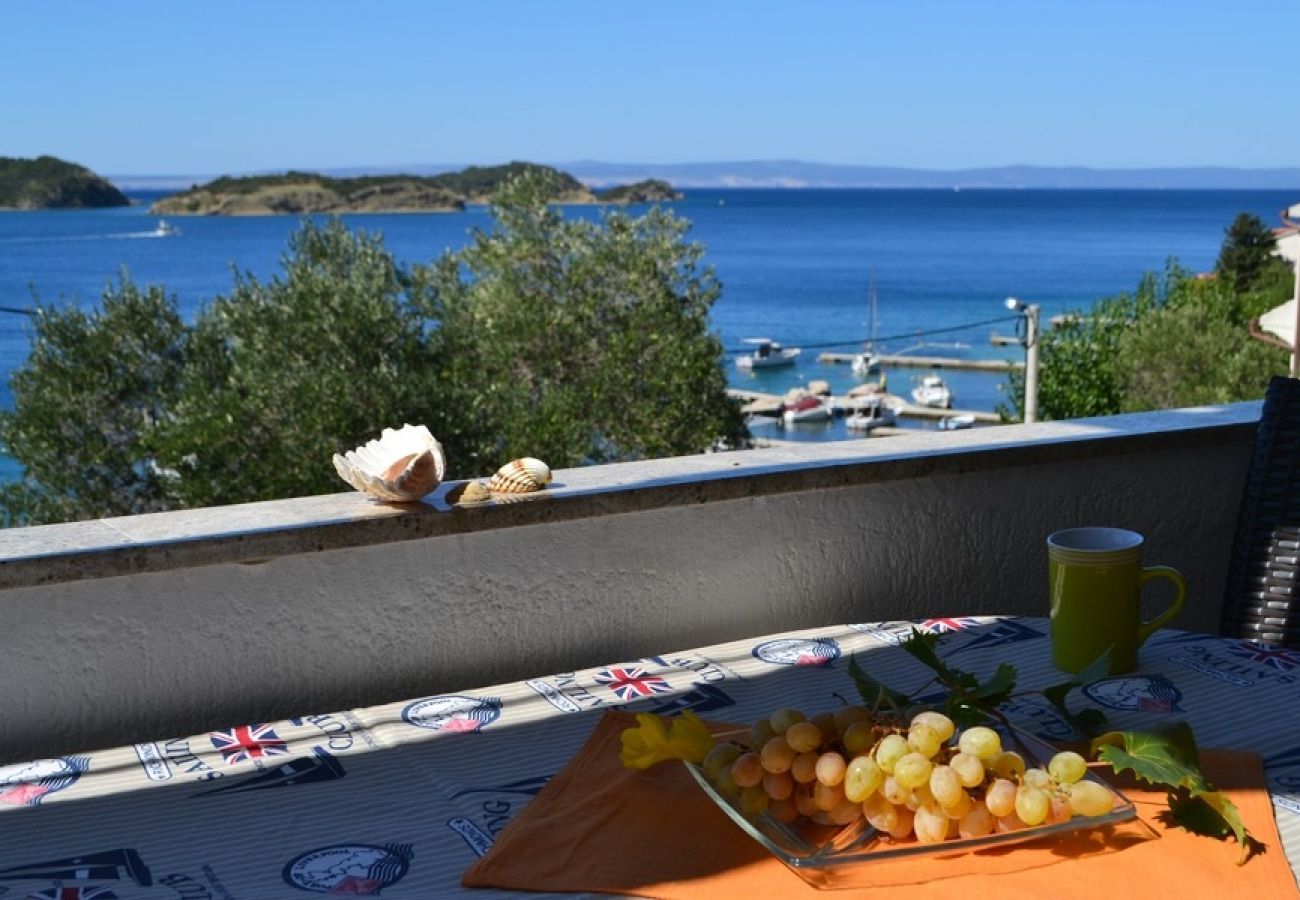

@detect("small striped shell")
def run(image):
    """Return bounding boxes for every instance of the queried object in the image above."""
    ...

[333,424,446,501]
[488,457,552,494]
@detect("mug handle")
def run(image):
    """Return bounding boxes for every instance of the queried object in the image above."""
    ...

[1136,566,1186,646]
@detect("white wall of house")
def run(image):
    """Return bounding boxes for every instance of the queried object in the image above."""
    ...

[0,404,1260,762]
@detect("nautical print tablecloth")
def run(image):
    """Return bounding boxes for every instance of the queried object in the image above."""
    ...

[1,617,1298,898]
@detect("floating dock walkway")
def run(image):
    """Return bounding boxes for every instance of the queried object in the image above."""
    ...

[727,389,1001,425]
[817,352,1022,372]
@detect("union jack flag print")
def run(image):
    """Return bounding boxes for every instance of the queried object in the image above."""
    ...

[593,667,674,702]
[1229,641,1300,671]
[27,887,119,899]
[921,617,981,634]
[209,724,289,765]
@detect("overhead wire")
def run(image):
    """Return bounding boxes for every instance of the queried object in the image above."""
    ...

[723,313,1023,355]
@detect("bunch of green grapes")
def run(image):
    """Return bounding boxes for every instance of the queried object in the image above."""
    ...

[700,707,1116,845]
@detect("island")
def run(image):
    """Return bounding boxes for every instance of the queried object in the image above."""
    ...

[0,156,130,209]
[596,179,683,204]
[149,162,603,215]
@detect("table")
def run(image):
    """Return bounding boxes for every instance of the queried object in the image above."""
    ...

[1,617,1297,897]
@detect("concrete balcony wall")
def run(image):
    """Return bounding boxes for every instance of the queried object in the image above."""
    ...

[0,403,1260,762]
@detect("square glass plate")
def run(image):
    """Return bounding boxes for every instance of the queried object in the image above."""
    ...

[684,722,1137,869]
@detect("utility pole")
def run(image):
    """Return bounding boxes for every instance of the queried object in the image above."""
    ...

[1006,298,1041,423]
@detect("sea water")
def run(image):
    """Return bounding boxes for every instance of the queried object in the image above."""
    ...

[1,188,1296,481]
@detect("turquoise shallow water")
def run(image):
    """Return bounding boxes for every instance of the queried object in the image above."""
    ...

[1,187,1296,479]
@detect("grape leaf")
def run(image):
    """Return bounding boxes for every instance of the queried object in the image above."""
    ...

[974,663,1017,703]
[848,652,911,712]
[1041,650,1112,738]
[1091,722,1207,792]
[1092,723,1254,861]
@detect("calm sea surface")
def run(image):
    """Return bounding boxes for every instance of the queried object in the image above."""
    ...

[1,188,1296,481]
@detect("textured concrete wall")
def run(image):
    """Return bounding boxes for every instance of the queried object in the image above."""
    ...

[0,407,1258,761]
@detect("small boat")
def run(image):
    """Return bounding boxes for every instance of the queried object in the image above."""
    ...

[850,351,879,376]
[153,219,179,237]
[937,413,976,431]
[781,394,833,425]
[735,337,800,370]
[845,395,897,432]
[911,374,953,409]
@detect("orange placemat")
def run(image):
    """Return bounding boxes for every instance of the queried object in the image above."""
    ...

[462,712,1298,899]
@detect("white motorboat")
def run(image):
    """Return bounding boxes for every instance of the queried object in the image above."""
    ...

[845,395,897,432]
[911,374,953,409]
[736,337,800,370]
[153,219,180,237]
[781,394,832,425]
[937,413,976,431]
[850,351,879,375]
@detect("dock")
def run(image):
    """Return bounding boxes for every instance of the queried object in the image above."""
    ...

[727,389,1001,424]
[817,352,1022,372]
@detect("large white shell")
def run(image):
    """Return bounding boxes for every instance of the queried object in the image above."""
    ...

[333,424,447,501]
[488,457,552,493]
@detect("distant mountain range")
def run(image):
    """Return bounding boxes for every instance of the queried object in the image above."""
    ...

[109,160,1300,191]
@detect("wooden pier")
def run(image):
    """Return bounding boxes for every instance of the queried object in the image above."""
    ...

[817,352,1022,372]
[727,389,1001,425]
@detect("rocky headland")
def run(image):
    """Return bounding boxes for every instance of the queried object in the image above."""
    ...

[150,162,608,215]
[0,156,130,209]
[596,179,683,204]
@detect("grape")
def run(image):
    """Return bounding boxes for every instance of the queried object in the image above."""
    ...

[863,794,899,832]
[763,770,794,801]
[957,725,1002,761]
[1048,793,1071,824]
[830,794,864,825]
[813,780,844,812]
[929,765,963,807]
[1067,780,1115,817]
[997,814,1029,833]
[881,775,911,806]
[913,802,950,844]
[1048,751,1087,785]
[702,742,742,782]
[790,751,818,784]
[875,734,909,774]
[1022,767,1051,789]
[769,708,806,734]
[785,721,823,754]
[769,796,800,823]
[904,783,932,811]
[794,783,819,818]
[984,778,1017,817]
[833,704,871,732]
[941,788,973,820]
[949,751,985,788]
[1015,784,1050,826]
[810,711,839,745]
[841,721,875,756]
[910,710,956,742]
[760,736,796,774]
[815,751,847,787]
[750,718,777,748]
[907,722,943,759]
[713,766,741,800]
[893,752,933,789]
[958,803,996,838]
[731,752,764,788]
[990,750,1026,780]
[888,806,916,840]
[739,785,771,816]
[844,755,884,802]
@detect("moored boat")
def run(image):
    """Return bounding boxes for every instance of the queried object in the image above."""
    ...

[736,337,800,370]
[781,394,833,425]
[911,374,953,409]
[845,395,898,431]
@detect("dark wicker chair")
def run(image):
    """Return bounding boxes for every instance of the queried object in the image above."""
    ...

[1220,376,1300,648]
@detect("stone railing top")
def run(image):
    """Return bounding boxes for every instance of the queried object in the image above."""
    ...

[0,402,1261,589]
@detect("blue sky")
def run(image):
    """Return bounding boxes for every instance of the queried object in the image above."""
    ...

[4,1,1298,175]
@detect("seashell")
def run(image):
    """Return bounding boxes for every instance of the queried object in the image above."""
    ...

[488,457,552,494]
[453,480,493,505]
[333,424,447,501]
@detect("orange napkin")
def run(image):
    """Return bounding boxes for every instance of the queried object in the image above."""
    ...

[463,712,1299,899]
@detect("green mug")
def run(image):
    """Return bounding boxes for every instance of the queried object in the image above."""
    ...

[1048,527,1186,675]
